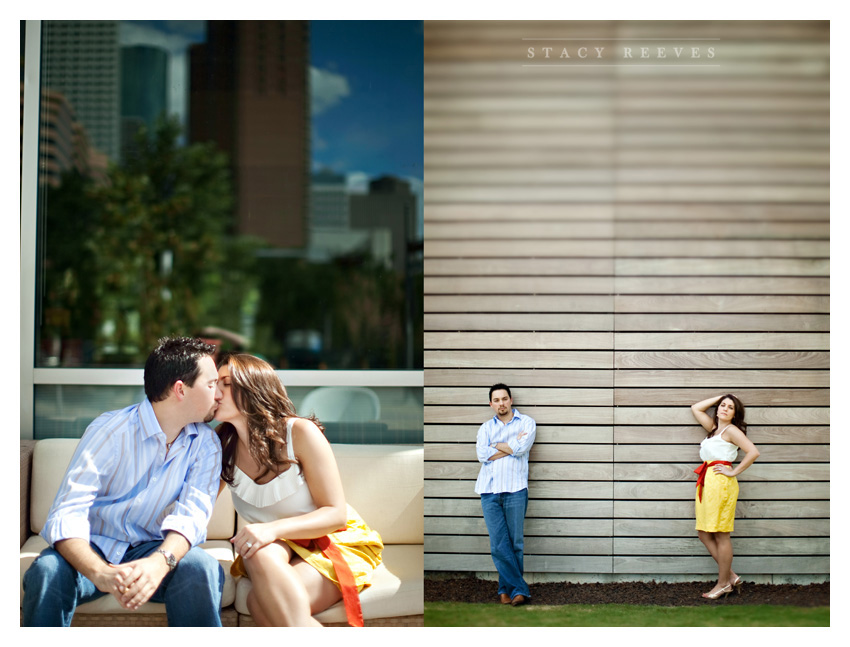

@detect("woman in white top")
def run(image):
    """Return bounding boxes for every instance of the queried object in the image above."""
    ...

[691,394,760,600]
[214,353,382,626]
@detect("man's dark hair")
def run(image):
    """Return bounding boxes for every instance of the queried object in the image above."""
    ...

[489,383,512,401]
[144,337,217,402]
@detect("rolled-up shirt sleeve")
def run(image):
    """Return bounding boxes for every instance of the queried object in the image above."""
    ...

[41,418,117,547]
[160,427,222,547]
[506,416,536,457]
[475,422,494,463]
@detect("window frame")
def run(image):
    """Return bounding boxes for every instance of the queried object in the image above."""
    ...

[19,20,423,440]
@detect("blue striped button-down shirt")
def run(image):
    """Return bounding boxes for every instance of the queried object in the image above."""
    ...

[41,398,222,565]
[474,409,537,494]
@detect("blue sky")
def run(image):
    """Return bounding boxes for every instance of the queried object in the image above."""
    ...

[309,21,424,184]
[120,20,423,230]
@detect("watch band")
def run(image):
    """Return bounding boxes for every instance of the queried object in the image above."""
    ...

[156,549,177,571]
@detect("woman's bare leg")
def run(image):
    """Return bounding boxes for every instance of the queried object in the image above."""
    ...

[698,530,738,589]
[243,541,321,626]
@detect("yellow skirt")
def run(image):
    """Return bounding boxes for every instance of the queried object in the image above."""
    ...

[695,467,739,533]
[231,506,383,593]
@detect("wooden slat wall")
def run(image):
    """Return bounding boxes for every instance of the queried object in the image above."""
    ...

[423,21,829,579]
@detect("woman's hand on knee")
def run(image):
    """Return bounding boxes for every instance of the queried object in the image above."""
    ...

[232,523,279,560]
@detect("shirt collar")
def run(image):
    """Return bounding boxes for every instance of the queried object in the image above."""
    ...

[139,397,200,441]
[493,408,520,425]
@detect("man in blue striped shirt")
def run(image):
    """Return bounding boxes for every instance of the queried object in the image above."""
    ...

[475,383,536,606]
[23,337,225,626]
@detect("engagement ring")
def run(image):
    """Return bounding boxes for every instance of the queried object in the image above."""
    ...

[246,542,253,548]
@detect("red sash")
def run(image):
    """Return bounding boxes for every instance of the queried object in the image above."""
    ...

[292,533,363,627]
[694,460,733,502]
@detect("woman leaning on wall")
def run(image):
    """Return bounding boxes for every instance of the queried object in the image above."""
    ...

[690,394,760,600]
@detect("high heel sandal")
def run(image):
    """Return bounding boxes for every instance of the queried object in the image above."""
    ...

[701,584,733,600]
[731,576,743,594]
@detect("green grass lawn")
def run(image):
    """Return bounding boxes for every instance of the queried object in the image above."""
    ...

[424,602,829,627]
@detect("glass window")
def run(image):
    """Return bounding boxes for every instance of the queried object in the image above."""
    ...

[34,20,423,371]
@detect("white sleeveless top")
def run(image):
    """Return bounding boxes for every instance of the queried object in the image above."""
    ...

[699,425,740,462]
[229,418,317,523]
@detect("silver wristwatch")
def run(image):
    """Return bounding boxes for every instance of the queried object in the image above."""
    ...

[156,549,177,571]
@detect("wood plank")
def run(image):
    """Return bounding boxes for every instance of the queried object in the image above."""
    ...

[427,276,830,296]
[614,389,830,407]
[425,204,616,221]
[425,240,617,257]
[612,443,831,464]
[614,220,828,239]
[426,480,613,499]
[424,258,615,276]
[424,462,615,481]
[612,407,830,426]
[612,556,829,574]
[425,498,614,518]
[614,333,830,351]
[427,406,614,425]
[614,351,829,370]
[614,296,828,314]
[425,351,613,369]
[425,76,829,96]
[425,554,614,573]
[426,516,613,537]
[425,239,828,258]
[426,295,615,313]
[426,387,614,406]
[612,481,829,501]
[614,239,828,257]
[613,500,829,518]
[613,203,830,222]
[425,313,615,331]
[427,535,614,555]
[425,203,828,223]
[426,168,830,188]
[425,424,611,444]
[612,518,830,537]
[614,314,829,331]
[425,369,614,387]
[613,369,828,388]
[613,537,829,556]
[425,332,614,350]
[614,258,829,276]
[613,463,829,482]
[613,277,830,295]
[613,425,830,444]
[426,148,829,168]
[425,220,612,240]
[425,277,616,295]
[425,442,614,461]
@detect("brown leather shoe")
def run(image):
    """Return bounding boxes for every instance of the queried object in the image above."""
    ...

[499,593,511,604]
[510,594,526,606]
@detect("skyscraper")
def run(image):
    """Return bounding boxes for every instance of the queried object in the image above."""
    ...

[120,44,168,161]
[189,20,309,248]
[41,21,120,161]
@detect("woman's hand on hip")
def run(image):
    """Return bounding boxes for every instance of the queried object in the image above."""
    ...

[232,523,278,560]
[713,464,735,477]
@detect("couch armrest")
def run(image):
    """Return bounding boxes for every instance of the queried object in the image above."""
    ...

[21,441,37,548]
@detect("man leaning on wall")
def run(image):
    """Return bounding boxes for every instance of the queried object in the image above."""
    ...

[474,383,537,606]
[22,337,225,627]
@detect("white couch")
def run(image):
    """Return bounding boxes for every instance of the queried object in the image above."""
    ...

[20,439,423,627]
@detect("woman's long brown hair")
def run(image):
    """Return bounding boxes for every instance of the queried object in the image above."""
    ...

[708,393,748,437]
[216,353,325,486]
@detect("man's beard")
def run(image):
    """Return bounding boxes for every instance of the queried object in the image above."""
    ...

[204,409,217,423]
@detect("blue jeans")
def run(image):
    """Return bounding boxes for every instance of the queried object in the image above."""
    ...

[22,541,224,626]
[480,488,530,599]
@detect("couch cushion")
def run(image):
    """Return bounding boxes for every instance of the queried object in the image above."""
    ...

[331,444,423,545]
[29,438,235,540]
[233,543,423,622]
[20,535,236,609]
